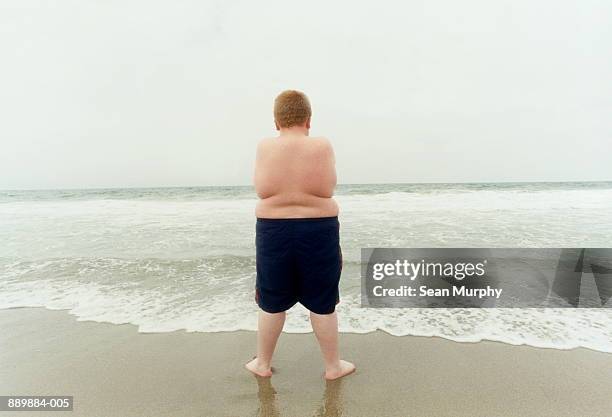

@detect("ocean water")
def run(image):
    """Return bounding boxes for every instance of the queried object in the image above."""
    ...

[1,182,612,352]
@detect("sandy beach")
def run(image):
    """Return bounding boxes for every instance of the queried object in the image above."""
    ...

[1,307,611,417]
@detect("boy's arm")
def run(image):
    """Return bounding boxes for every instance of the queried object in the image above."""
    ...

[253,139,269,198]
[316,137,337,196]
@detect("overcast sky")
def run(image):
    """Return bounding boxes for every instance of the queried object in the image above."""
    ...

[1,0,610,189]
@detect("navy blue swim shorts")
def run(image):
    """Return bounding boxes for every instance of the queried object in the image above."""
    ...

[255,216,342,315]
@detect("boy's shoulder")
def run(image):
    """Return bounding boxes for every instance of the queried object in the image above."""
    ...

[256,135,332,148]
[309,136,332,147]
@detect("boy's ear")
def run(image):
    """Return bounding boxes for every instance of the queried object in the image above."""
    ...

[275,120,280,131]
[306,117,311,129]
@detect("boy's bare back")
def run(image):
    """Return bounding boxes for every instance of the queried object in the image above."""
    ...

[254,133,339,219]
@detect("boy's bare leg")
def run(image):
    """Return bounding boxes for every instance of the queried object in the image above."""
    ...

[310,311,355,380]
[245,310,286,377]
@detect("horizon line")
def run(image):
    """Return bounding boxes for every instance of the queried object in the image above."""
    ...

[2,179,612,192]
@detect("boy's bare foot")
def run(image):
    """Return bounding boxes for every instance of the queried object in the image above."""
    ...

[324,360,356,380]
[245,357,273,377]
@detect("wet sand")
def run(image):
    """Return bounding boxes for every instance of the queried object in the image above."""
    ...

[1,307,611,417]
